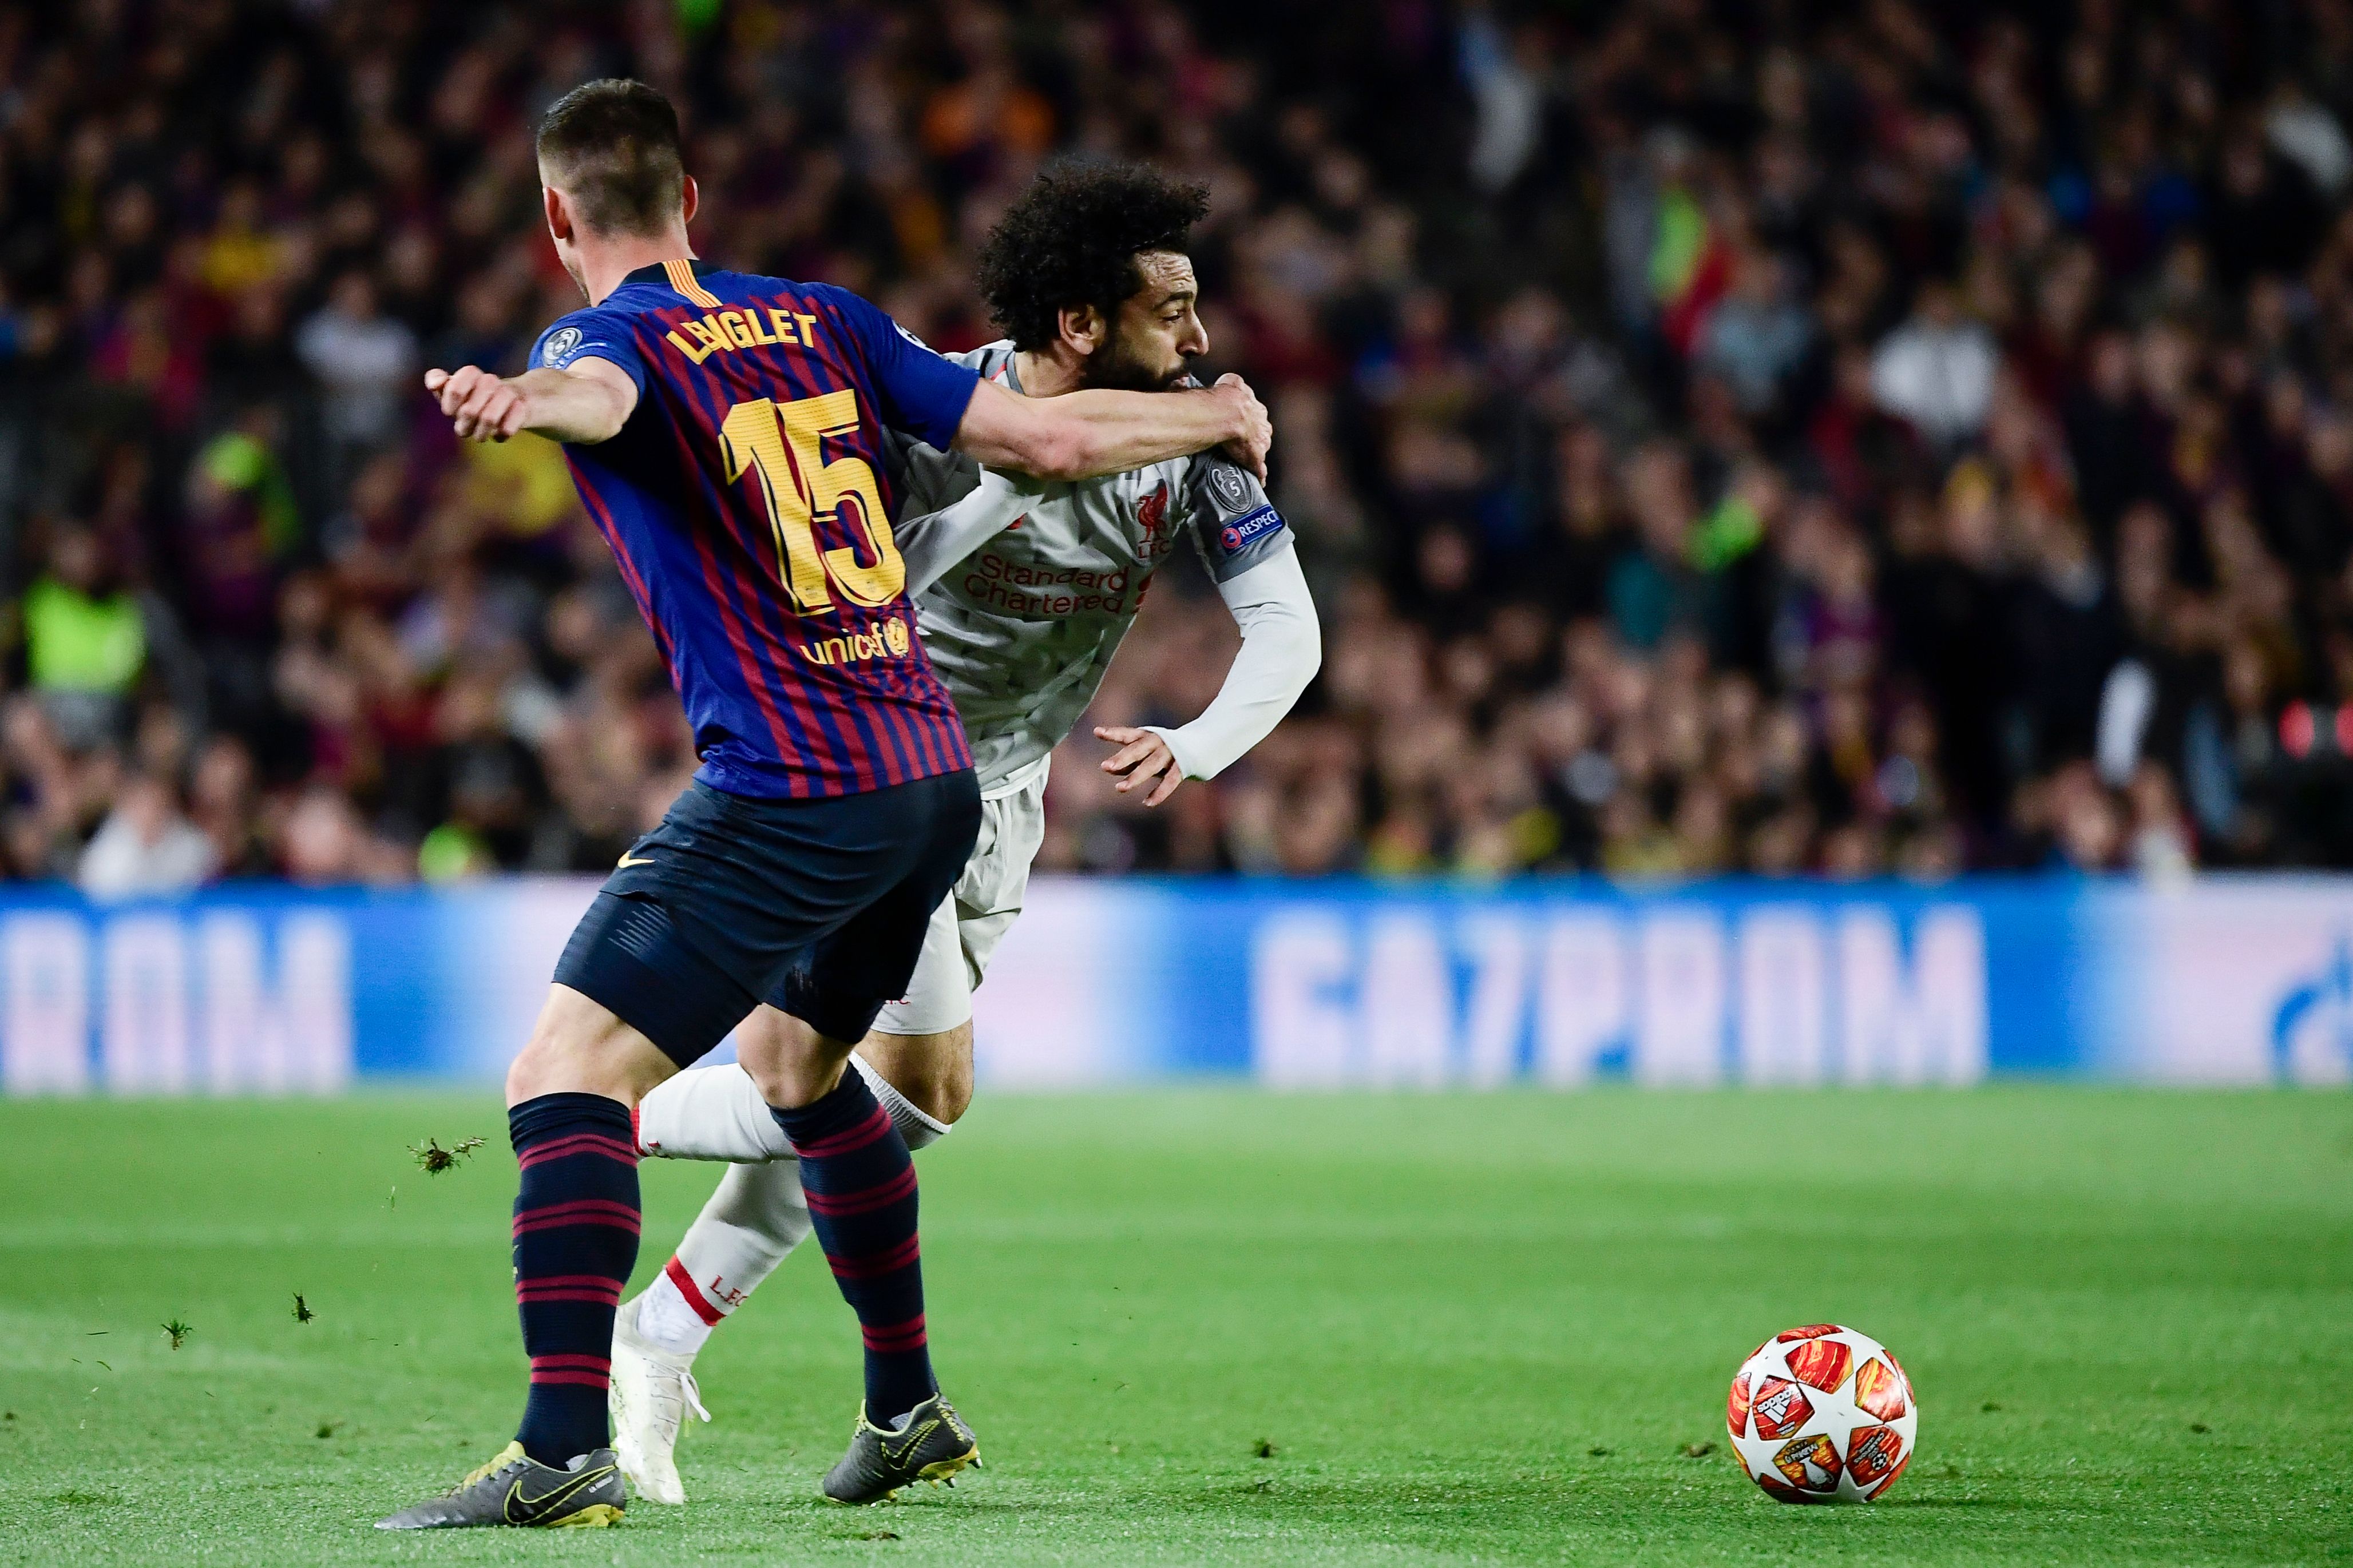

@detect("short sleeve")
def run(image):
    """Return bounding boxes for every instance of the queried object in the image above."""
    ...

[810,285,982,450]
[1183,453,1292,582]
[531,308,647,396]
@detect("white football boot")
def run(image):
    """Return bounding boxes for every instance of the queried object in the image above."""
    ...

[608,1296,712,1505]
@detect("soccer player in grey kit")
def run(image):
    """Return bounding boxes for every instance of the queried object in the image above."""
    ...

[606,164,1322,1505]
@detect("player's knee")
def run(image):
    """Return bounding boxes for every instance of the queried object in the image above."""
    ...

[506,986,673,1107]
[506,1030,594,1106]
[738,1010,852,1110]
[743,1049,845,1111]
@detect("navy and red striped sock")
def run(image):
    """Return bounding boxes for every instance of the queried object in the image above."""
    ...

[508,1092,640,1464]
[770,1069,934,1425]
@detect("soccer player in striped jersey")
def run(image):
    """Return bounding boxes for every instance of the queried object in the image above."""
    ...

[378,85,1269,1531]
[600,165,1322,1507]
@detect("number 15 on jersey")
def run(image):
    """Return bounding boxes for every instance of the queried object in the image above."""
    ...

[719,390,906,613]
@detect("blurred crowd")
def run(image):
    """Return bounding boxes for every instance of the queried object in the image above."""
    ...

[7,0,2353,891]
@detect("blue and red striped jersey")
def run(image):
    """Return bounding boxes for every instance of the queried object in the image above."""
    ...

[530,259,981,799]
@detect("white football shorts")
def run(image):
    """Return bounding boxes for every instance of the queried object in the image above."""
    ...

[871,756,1049,1035]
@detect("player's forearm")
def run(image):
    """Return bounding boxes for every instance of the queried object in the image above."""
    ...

[1147,546,1321,780]
[1036,388,1250,480]
[952,378,1263,482]
[896,467,1051,596]
[512,366,633,445]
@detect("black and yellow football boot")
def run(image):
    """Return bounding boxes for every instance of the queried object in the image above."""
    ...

[821,1393,981,1504]
[375,1440,626,1529]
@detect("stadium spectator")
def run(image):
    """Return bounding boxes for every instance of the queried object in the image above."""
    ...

[77,770,215,898]
[295,272,421,477]
[1869,281,2001,450]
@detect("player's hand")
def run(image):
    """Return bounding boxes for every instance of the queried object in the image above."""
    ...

[1095,725,1185,807]
[425,366,530,443]
[1210,372,1271,483]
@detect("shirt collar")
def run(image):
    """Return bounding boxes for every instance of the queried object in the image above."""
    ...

[620,257,718,288]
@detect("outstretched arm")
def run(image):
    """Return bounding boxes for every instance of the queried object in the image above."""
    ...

[1097,544,1321,805]
[951,373,1271,483]
[425,357,640,446]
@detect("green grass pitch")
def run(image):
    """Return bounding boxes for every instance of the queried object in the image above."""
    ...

[0,1089,2347,1565]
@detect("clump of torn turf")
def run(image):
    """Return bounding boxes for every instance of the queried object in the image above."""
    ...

[408,1137,485,1174]
[1681,1442,1716,1458]
[292,1294,315,1324]
[161,1319,192,1349]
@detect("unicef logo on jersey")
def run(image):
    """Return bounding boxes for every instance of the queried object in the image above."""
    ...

[798,615,913,667]
[541,326,583,368]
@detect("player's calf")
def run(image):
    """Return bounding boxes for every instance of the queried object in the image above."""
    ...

[615,1051,960,1503]
[744,1013,940,1430]
[382,987,675,1530]
[610,1161,805,1503]
[508,1090,643,1467]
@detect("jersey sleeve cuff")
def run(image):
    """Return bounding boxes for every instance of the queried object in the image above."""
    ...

[1142,724,1208,781]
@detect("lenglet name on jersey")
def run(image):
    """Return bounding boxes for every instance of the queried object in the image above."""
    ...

[666,307,821,365]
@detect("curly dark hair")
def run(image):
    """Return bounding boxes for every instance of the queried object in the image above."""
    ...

[975,162,1211,352]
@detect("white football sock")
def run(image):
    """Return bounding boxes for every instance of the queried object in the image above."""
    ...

[636,1064,795,1161]
[640,1160,812,1356]
[635,1056,954,1357]
[635,1264,718,1357]
[638,1059,954,1161]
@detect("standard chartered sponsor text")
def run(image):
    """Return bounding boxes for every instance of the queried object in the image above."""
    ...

[958,550,1135,618]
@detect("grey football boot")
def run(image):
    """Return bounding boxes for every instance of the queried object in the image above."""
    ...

[375,1440,627,1529]
[822,1393,981,1503]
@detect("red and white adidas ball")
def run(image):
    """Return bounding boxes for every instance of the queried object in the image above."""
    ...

[1726,1324,1918,1503]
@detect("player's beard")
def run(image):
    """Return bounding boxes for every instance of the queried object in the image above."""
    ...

[1083,324,1192,394]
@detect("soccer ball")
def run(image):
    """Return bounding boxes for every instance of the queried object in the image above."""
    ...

[1725,1324,1917,1503]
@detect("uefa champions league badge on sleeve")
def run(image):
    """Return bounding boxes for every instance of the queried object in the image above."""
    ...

[1207,464,1253,514]
[541,326,584,367]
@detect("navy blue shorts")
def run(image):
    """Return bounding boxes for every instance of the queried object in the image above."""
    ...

[552,769,981,1066]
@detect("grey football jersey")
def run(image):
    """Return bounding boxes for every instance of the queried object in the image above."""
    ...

[888,342,1292,790]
